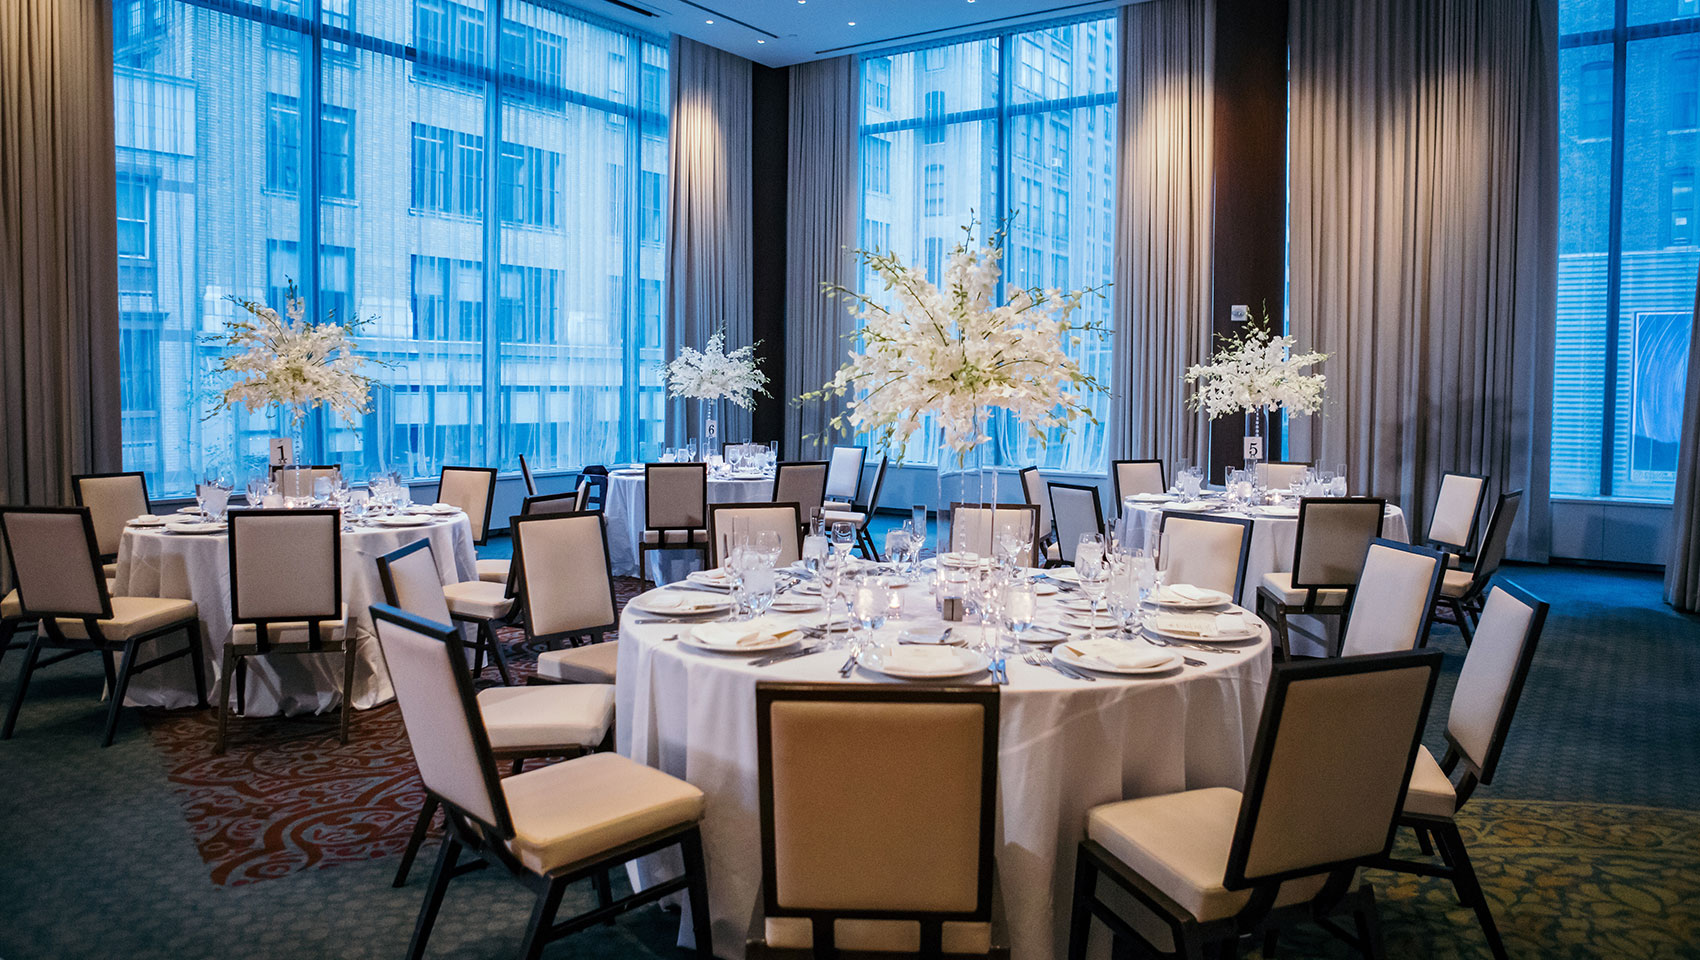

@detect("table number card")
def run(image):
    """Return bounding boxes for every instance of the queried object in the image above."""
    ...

[270,437,294,466]
[1243,435,1264,461]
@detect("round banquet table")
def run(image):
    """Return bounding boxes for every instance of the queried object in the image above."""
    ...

[112,512,478,715]
[615,580,1273,960]
[604,470,775,580]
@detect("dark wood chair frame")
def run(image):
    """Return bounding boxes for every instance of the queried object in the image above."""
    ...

[1253,497,1386,660]
[218,508,348,754]
[1370,580,1547,960]
[71,470,152,565]
[946,502,1042,568]
[638,463,710,586]
[1430,490,1522,647]
[750,682,1004,960]
[0,506,205,747]
[369,604,712,960]
[708,502,804,568]
[1157,511,1256,601]
[1425,471,1489,556]
[577,472,610,514]
[439,465,499,546]
[518,454,538,497]
[1046,482,1106,566]
[848,455,889,560]
[1342,538,1447,656]
[1068,650,1444,960]
[1109,459,1166,513]
[1018,466,1057,560]
[377,536,516,689]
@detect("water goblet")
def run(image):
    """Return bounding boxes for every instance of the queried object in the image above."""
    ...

[1003,578,1037,649]
[885,528,910,572]
[907,514,928,581]
[802,532,828,578]
[853,578,890,649]
[745,565,778,618]
[830,521,855,560]
[245,477,269,508]
[1077,556,1110,632]
[1075,533,1105,570]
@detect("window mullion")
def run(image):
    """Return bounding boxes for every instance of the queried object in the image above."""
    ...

[482,0,503,470]
[1601,0,1630,497]
[302,0,324,463]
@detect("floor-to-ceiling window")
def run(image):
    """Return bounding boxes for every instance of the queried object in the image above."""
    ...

[111,0,668,498]
[1556,0,1698,501]
[856,15,1118,473]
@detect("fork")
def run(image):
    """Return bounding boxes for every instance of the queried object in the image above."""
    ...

[1025,651,1095,681]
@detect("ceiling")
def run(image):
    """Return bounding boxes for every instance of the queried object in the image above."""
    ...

[579,0,1133,68]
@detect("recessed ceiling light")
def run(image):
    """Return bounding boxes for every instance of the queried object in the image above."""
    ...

[848,21,856,25]
[757,39,766,43]
[705,18,713,23]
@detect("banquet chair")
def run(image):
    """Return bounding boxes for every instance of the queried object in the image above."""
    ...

[1374,583,1547,960]
[639,462,710,586]
[72,471,151,579]
[437,465,498,546]
[270,464,342,499]
[0,506,203,747]
[1110,459,1166,508]
[822,444,868,510]
[772,461,829,529]
[1255,461,1312,491]
[518,454,538,497]
[1255,498,1386,660]
[0,587,32,675]
[1430,490,1523,646]
[1337,540,1445,658]
[1157,512,1255,601]
[709,502,804,567]
[1069,650,1444,960]
[217,509,351,753]
[577,471,610,513]
[477,491,581,584]
[1425,472,1489,559]
[1048,483,1106,566]
[948,503,1041,567]
[749,682,1003,959]
[370,604,711,960]
[823,454,889,560]
[379,538,517,687]
[518,513,624,687]
[1019,467,1061,565]
[374,544,617,888]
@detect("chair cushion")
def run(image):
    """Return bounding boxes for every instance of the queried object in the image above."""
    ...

[54,596,199,641]
[443,580,514,620]
[1087,787,1329,922]
[1045,542,1062,562]
[641,529,709,545]
[504,752,704,875]
[820,509,866,527]
[231,604,348,649]
[1401,745,1457,819]
[1439,569,1475,598]
[102,561,119,578]
[537,641,619,684]
[1,589,19,620]
[477,684,615,752]
[475,558,511,584]
[1257,573,1349,608]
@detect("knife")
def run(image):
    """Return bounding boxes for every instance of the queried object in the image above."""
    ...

[752,645,824,668]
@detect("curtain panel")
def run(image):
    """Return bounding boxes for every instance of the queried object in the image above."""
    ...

[1111,0,1216,476]
[783,56,859,461]
[1287,0,1558,560]
[1665,269,1700,611]
[0,0,122,506]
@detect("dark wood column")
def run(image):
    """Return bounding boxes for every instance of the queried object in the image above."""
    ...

[750,63,789,448]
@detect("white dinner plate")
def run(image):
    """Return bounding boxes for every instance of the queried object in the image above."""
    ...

[1257,505,1300,518]
[687,569,734,588]
[1059,611,1123,631]
[1128,493,1173,503]
[1147,585,1233,609]
[1143,613,1262,644]
[859,645,989,680]
[175,506,206,515]
[411,504,460,516]
[770,596,823,613]
[127,515,167,527]
[680,627,802,655]
[1166,500,1216,512]
[376,514,433,527]
[1042,567,1081,584]
[1054,643,1183,675]
[164,521,226,535]
[628,591,731,616]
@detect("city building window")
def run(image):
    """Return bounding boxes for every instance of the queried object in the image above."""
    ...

[866,135,891,195]
[1581,60,1613,139]
[266,94,300,193]
[1672,167,1695,245]
[1018,39,1044,94]
[866,58,891,111]
[320,106,355,200]
[923,90,946,144]
[498,142,560,228]
[116,175,152,259]
[924,164,945,216]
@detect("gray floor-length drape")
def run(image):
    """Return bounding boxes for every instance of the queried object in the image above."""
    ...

[783,56,859,461]
[1110,0,1215,474]
[0,0,122,506]
[666,36,754,447]
[1287,0,1557,560]
[1665,272,1700,610]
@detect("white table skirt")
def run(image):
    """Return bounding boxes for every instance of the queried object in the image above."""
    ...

[604,472,775,580]
[112,514,478,716]
[615,584,1272,960]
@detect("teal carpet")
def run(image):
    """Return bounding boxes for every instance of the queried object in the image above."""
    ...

[0,554,1696,959]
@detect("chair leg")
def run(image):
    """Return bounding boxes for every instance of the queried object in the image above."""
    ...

[680,827,715,960]
[1453,599,1476,646]
[2,635,44,740]
[1261,930,1279,959]
[214,646,236,755]
[1352,885,1388,960]
[101,651,118,699]
[405,832,462,960]
[234,655,247,717]
[102,640,141,748]
[518,877,569,960]
[1066,847,1098,960]
[1436,823,1507,960]
[393,796,440,887]
[339,645,355,745]
[1415,824,1435,856]
[186,627,208,708]
[480,620,513,686]
[592,869,616,925]
[0,618,15,674]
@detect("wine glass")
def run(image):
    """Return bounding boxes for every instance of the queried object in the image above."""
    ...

[907,512,928,581]
[1075,532,1105,569]
[830,521,855,560]
[885,528,910,573]
[1004,578,1037,649]
[802,530,828,578]
[727,444,746,474]
[1077,554,1110,632]
[996,526,1030,570]
[745,563,778,618]
[853,578,890,650]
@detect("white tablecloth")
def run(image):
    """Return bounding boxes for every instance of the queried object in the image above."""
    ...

[113,514,478,715]
[604,471,775,580]
[616,582,1272,960]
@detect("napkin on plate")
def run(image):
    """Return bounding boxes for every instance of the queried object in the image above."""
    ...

[1147,612,1256,638]
[1061,638,1174,670]
[692,619,794,649]
[645,592,726,613]
[1157,584,1223,603]
[882,645,961,671]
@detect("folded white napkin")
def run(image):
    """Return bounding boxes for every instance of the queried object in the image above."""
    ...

[692,619,794,649]
[883,645,960,671]
[1156,584,1224,604]
[646,592,725,613]
[131,514,163,524]
[1148,612,1256,638]
[1062,638,1173,670]
[692,568,732,583]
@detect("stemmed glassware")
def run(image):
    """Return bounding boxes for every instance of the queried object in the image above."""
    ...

[245,476,272,509]
[885,528,911,574]
[852,578,890,650]
[996,527,1031,570]
[1076,545,1110,633]
[802,528,828,578]
[1003,577,1037,650]
[908,505,928,574]
[830,521,855,561]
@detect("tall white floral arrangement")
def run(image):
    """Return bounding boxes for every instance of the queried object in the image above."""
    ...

[1184,309,1327,419]
[664,330,769,410]
[207,282,374,425]
[814,224,1105,459]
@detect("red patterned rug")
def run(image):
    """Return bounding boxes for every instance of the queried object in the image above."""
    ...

[142,576,645,886]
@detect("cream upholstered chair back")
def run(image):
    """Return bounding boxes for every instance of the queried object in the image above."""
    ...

[708,503,803,567]
[1464,491,1522,595]
[518,454,538,497]
[1226,650,1442,888]
[0,507,108,619]
[514,512,617,639]
[1019,467,1053,542]
[1112,459,1166,502]
[522,491,579,517]
[1159,513,1254,599]
[949,503,1040,567]
[1048,483,1105,565]
[824,445,866,502]
[1291,498,1386,589]
[376,539,455,625]
[72,472,150,558]
[438,466,498,544]
[773,461,828,526]
[1427,473,1488,551]
[644,463,707,530]
[1255,462,1312,490]
[756,683,998,950]
[1340,540,1445,657]
[1446,583,1547,785]
[228,509,341,623]
[371,604,512,835]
